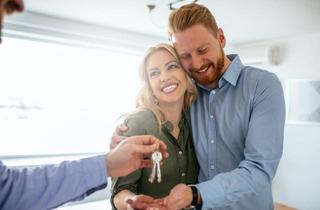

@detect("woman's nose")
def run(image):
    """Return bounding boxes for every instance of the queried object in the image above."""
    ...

[160,71,170,82]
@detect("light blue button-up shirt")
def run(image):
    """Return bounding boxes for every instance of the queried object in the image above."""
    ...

[191,55,285,210]
[0,155,108,210]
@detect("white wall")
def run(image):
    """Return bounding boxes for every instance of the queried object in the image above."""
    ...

[267,32,320,210]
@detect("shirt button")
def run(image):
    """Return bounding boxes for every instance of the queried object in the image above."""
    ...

[181,173,186,177]
[210,115,214,119]
[210,139,214,143]
[178,151,183,155]
[210,165,215,170]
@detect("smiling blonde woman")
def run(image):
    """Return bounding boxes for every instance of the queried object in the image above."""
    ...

[111,43,199,210]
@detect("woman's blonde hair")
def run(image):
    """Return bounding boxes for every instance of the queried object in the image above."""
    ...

[135,43,197,129]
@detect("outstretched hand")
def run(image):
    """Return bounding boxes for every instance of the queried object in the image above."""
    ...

[125,195,168,210]
[106,135,167,177]
[125,195,155,210]
[162,184,193,210]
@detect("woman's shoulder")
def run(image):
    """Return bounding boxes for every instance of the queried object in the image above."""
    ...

[126,109,156,123]
[123,109,158,134]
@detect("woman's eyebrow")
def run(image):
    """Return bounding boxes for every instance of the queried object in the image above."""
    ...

[147,67,159,72]
[165,60,177,66]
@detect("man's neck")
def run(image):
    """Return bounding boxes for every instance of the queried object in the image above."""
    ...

[205,55,232,89]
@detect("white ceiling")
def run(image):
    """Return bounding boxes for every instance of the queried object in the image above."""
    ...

[23,0,320,45]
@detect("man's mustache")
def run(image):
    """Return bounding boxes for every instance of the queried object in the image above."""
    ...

[189,63,213,73]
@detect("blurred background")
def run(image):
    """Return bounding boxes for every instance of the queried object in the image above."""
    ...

[1,0,320,209]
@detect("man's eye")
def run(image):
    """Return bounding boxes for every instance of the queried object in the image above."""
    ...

[198,47,208,54]
[179,54,191,60]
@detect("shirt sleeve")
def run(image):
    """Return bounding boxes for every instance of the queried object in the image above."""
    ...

[196,72,286,209]
[0,155,108,210]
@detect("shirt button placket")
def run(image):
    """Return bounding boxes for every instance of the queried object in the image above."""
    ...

[208,89,217,178]
[210,164,215,170]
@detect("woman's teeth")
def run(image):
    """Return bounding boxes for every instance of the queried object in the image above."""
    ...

[162,84,178,93]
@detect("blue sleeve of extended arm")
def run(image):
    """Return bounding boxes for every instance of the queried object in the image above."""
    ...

[0,155,108,210]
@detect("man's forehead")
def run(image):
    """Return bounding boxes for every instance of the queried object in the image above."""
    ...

[171,30,205,53]
[172,37,204,55]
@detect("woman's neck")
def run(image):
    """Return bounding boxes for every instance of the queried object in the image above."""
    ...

[160,99,183,128]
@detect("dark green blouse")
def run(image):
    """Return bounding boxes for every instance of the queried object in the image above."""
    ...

[111,110,199,208]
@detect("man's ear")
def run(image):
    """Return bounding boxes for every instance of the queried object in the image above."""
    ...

[217,28,226,48]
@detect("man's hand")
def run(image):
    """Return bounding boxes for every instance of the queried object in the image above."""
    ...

[163,184,193,210]
[110,123,128,150]
[106,135,167,177]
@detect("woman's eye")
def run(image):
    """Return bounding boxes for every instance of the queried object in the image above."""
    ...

[149,71,160,78]
[168,63,179,70]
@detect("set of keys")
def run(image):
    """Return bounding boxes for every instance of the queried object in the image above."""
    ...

[148,150,162,183]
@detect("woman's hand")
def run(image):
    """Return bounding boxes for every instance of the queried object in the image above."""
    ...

[126,194,155,210]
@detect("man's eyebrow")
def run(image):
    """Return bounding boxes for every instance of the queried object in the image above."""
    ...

[178,51,189,56]
[199,43,210,48]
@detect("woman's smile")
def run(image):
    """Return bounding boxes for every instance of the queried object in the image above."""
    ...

[161,81,179,94]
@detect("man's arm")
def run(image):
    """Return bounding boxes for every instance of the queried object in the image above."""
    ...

[197,72,286,209]
[0,155,107,210]
[0,135,167,210]
[164,72,286,209]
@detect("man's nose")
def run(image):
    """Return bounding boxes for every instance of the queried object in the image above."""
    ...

[191,55,203,70]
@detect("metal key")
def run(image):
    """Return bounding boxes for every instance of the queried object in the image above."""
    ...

[149,151,162,183]
[148,158,157,183]
[156,158,162,183]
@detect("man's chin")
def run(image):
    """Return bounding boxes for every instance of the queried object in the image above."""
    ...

[193,74,218,87]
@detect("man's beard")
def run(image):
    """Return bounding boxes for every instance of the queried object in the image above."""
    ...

[189,48,225,88]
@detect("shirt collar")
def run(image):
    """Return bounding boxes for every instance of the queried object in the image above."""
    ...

[221,54,243,87]
[163,111,187,132]
[196,54,243,91]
